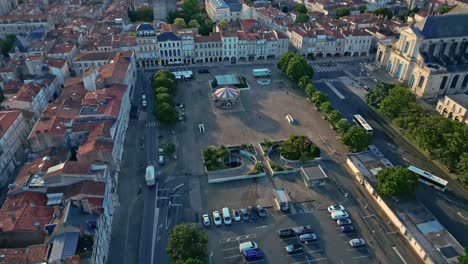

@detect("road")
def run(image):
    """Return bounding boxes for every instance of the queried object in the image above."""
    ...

[312,63,468,247]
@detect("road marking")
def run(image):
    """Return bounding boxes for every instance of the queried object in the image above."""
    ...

[221,247,238,251]
[308,249,323,253]
[256,225,269,229]
[247,260,265,264]
[386,231,397,235]
[458,212,468,221]
[347,248,364,251]
[292,258,327,264]
[219,233,256,243]
[352,255,372,259]
[286,252,304,257]
[324,81,346,99]
[362,214,375,219]
[392,246,408,264]
[223,255,240,259]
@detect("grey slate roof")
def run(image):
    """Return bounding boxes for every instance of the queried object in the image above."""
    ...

[157,31,181,41]
[136,23,155,32]
[49,232,80,263]
[414,14,468,39]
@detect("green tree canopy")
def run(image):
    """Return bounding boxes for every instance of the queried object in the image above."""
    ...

[457,153,468,185]
[280,135,320,161]
[277,52,295,71]
[155,102,178,124]
[311,91,329,106]
[154,87,170,95]
[294,3,307,13]
[188,19,200,28]
[199,18,214,36]
[167,11,182,23]
[295,13,310,24]
[298,75,311,90]
[438,5,452,15]
[359,4,367,13]
[327,110,342,125]
[203,146,229,170]
[217,20,229,30]
[378,86,418,119]
[0,34,16,56]
[365,81,393,108]
[128,9,153,22]
[341,126,371,152]
[459,248,468,264]
[167,224,208,263]
[163,142,176,156]
[174,18,187,29]
[155,93,174,106]
[376,166,419,198]
[374,8,392,19]
[320,101,333,114]
[336,119,351,135]
[152,77,176,94]
[286,55,313,82]
[305,83,316,98]
[182,0,201,21]
[155,69,176,82]
[333,7,350,18]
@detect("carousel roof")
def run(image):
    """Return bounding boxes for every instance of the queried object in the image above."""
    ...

[213,86,240,99]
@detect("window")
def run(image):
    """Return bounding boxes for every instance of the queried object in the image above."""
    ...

[403,41,410,53]
[440,76,448,90]
[409,74,415,87]
[450,75,459,89]
[417,76,425,88]
[462,75,468,88]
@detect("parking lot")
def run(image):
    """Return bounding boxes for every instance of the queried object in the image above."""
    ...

[206,204,375,264]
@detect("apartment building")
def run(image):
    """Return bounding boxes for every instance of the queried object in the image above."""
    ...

[72,51,133,76]
[0,0,18,16]
[194,32,223,63]
[437,94,468,124]
[3,83,48,123]
[0,14,54,37]
[0,110,29,186]
[376,12,468,98]
[206,0,243,22]
[136,23,159,68]
[157,31,183,66]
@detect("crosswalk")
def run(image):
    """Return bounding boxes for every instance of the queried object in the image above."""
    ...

[315,67,342,73]
[147,121,156,127]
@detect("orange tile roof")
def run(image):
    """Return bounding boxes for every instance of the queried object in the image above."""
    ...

[80,84,126,117]
[45,161,93,178]
[64,180,106,199]
[48,42,75,54]
[46,57,67,68]
[2,192,48,210]
[0,244,48,264]
[0,110,21,138]
[194,32,222,43]
[0,204,54,232]
[77,138,114,156]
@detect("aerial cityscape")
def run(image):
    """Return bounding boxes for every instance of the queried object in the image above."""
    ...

[0,0,467,263]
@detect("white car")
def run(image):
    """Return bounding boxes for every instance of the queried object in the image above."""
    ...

[328,205,345,213]
[239,241,258,253]
[213,211,222,226]
[330,210,349,220]
[158,155,165,165]
[158,148,164,155]
[202,214,211,227]
[232,209,241,222]
[142,100,147,107]
[142,94,147,100]
[349,238,366,248]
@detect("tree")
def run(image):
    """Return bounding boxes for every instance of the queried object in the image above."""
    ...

[458,248,468,264]
[1,34,16,56]
[203,146,229,170]
[305,83,316,98]
[277,52,295,71]
[298,75,311,90]
[341,126,371,152]
[167,11,182,23]
[0,90,4,104]
[156,93,174,106]
[320,102,333,114]
[167,223,208,263]
[295,13,310,24]
[378,86,418,119]
[217,20,229,30]
[281,6,288,13]
[336,119,351,135]
[293,3,307,14]
[164,142,176,156]
[359,4,367,13]
[154,87,170,95]
[188,19,200,28]
[333,7,350,18]
[438,5,452,15]
[457,153,468,185]
[174,18,187,29]
[374,8,392,19]
[155,103,178,124]
[376,166,419,198]
[155,69,176,82]
[327,110,342,125]
[182,0,201,22]
[286,56,313,82]
[311,91,329,106]
[128,9,153,22]
[365,81,393,108]
[280,134,320,160]
[199,18,213,36]
[152,77,176,94]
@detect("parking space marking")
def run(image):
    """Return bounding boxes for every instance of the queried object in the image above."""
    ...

[221,247,239,251]
[308,249,323,253]
[352,255,372,259]
[256,225,269,229]
[223,255,241,259]
[247,260,265,264]
[286,253,305,257]
[362,214,375,219]
[219,233,256,243]
[346,248,364,251]
[292,258,327,264]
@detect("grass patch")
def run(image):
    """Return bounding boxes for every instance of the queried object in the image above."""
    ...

[240,144,256,155]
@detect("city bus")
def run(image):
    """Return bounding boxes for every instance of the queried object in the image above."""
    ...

[353,114,373,135]
[252,68,271,78]
[408,165,448,192]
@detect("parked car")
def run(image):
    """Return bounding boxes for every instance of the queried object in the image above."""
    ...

[337,218,352,226]
[142,100,147,107]
[202,214,211,227]
[242,249,263,260]
[299,233,318,244]
[249,206,258,220]
[341,225,355,233]
[222,207,232,225]
[232,209,241,222]
[349,238,366,248]
[213,211,222,226]
[141,94,147,100]
[241,208,249,221]
[293,225,313,235]
[158,155,165,165]
[257,205,267,217]
[278,228,295,238]
[327,205,345,213]
[239,241,258,253]
[198,68,210,74]
[158,148,164,155]
[285,244,303,254]
[330,210,349,220]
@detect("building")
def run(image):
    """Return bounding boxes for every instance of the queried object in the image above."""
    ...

[135,23,159,68]
[3,83,48,123]
[436,94,468,124]
[0,0,18,16]
[0,14,54,37]
[0,111,29,186]
[206,0,243,22]
[376,12,468,98]
[194,33,223,63]
[73,51,132,76]
[157,31,183,66]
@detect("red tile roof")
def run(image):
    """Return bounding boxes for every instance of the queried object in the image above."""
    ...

[0,244,48,264]
[45,161,93,178]
[9,83,43,103]
[79,85,126,117]
[2,192,48,210]
[48,42,75,54]
[0,204,54,232]
[194,32,221,43]
[64,180,105,200]
[77,138,114,156]
[46,57,67,68]
[0,110,21,138]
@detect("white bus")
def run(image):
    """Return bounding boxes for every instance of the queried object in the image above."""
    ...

[273,187,291,212]
[353,114,373,135]
[252,68,271,78]
[408,165,448,192]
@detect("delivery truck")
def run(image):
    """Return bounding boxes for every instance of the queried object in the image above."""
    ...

[145,165,156,186]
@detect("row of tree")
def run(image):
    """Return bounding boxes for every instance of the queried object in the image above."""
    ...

[0,34,16,56]
[293,4,310,24]
[151,70,179,124]
[376,166,419,198]
[127,9,153,22]
[167,224,208,264]
[167,0,213,36]
[365,82,468,185]
[277,52,371,152]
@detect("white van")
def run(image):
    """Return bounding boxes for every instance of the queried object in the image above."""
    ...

[330,210,349,220]
[285,114,295,124]
[222,207,232,225]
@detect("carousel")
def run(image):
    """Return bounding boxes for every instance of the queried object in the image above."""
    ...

[212,86,240,109]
